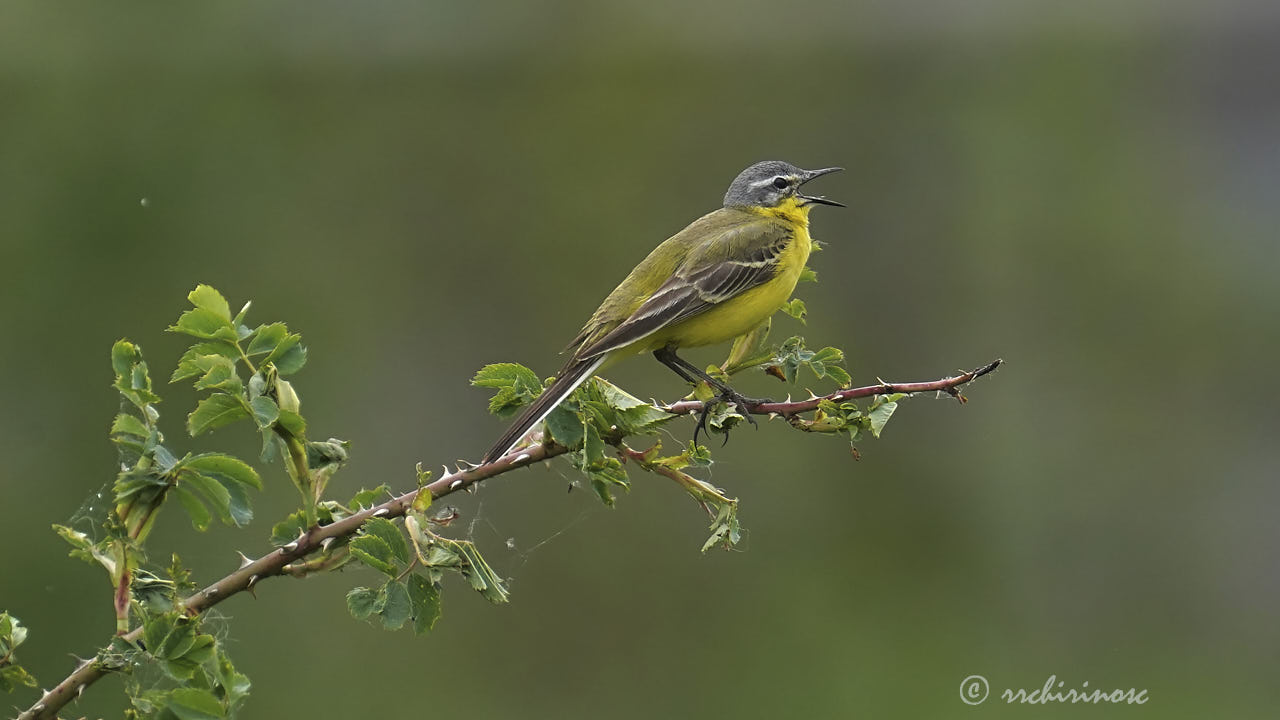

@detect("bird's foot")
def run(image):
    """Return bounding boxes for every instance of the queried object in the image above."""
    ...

[691,387,769,448]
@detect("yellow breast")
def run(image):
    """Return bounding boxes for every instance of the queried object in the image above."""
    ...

[644,214,812,351]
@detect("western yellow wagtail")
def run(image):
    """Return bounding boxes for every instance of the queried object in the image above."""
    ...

[484,160,842,463]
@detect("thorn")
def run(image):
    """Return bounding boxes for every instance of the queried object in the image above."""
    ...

[465,484,477,494]
[514,453,531,464]
[237,551,253,569]
[372,507,390,517]
[77,683,86,698]
[281,541,298,553]
[247,574,259,588]
[202,586,218,598]
[320,537,335,550]
[441,465,451,478]
[32,703,45,713]
[449,479,463,490]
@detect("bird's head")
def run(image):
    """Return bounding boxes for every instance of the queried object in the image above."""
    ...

[722,161,844,216]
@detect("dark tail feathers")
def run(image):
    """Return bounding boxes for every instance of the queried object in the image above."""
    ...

[481,356,604,464]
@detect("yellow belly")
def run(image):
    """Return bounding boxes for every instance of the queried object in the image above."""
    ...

[637,225,811,353]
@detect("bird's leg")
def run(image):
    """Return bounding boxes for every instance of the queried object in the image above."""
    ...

[652,346,766,445]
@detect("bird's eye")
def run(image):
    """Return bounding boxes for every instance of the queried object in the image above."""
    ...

[772,176,789,189]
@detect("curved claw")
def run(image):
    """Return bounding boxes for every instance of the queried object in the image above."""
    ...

[690,388,765,448]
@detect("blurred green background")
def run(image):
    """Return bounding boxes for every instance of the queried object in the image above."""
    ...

[3,1,1277,718]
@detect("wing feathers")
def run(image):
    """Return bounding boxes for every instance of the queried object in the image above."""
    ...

[578,227,791,359]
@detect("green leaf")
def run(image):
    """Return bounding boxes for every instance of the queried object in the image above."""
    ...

[306,438,350,471]
[171,341,239,383]
[249,396,279,429]
[172,485,212,531]
[582,422,605,467]
[798,265,818,283]
[0,612,36,693]
[210,649,251,710]
[347,587,379,621]
[183,634,216,666]
[348,485,390,510]
[111,341,161,408]
[381,581,411,630]
[615,403,673,435]
[170,308,237,341]
[349,535,400,577]
[246,322,287,356]
[232,299,252,326]
[471,362,541,390]
[111,339,141,377]
[272,342,308,375]
[142,613,174,657]
[187,285,231,322]
[220,480,253,526]
[592,377,647,411]
[0,664,38,693]
[472,363,543,418]
[408,575,441,635]
[543,405,584,449]
[781,298,807,324]
[810,346,844,365]
[270,511,307,547]
[263,334,302,367]
[166,687,227,720]
[192,356,241,394]
[868,398,899,438]
[158,619,198,660]
[179,473,234,527]
[825,365,852,387]
[111,413,150,438]
[456,543,510,604]
[276,409,305,436]
[174,455,257,527]
[53,524,120,575]
[187,393,250,436]
[722,318,773,375]
[360,517,410,566]
[587,460,630,508]
[181,453,262,491]
[701,501,743,552]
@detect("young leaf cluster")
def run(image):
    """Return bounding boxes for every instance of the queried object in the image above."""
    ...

[473,364,744,548]
[473,368,674,507]
[343,514,510,635]
[108,341,263,541]
[168,285,344,526]
[629,441,742,552]
[0,612,37,693]
[785,393,904,453]
[123,609,251,720]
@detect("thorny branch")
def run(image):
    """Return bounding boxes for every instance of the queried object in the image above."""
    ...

[16,358,1000,720]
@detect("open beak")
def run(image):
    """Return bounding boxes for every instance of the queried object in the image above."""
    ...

[797,166,845,207]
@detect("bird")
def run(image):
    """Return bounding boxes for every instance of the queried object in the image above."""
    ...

[483,160,842,464]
